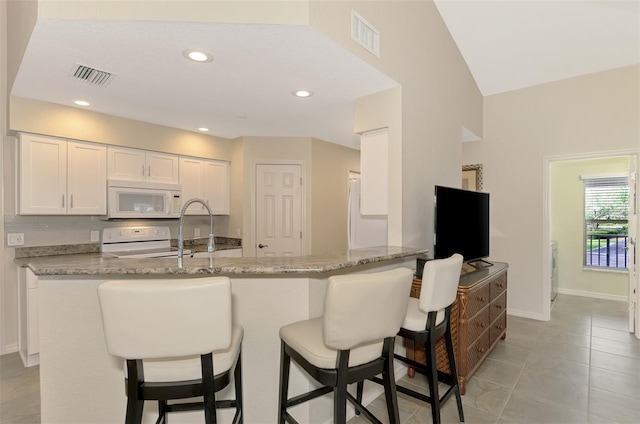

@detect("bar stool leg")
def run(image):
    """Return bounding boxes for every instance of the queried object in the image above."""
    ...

[234,349,244,424]
[278,342,291,424]
[425,337,441,424]
[382,341,400,424]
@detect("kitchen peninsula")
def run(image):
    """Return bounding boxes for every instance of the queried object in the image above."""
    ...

[17,246,426,424]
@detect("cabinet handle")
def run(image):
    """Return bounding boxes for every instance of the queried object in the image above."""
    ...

[148,165,151,177]
[496,283,504,288]
[70,194,74,209]
[477,322,485,328]
[478,297,486,302]
[62,194,65,208]
[495,304,503,309]
[476,346,486,354]
[495,325,504,330]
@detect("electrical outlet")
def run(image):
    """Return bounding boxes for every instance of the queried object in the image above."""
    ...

[7,233,25,246]
[194,228,201,237]
[90,230,100,242]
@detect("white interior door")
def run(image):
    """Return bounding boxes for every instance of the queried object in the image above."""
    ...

[255,164,302,257]
[628,156,638,336]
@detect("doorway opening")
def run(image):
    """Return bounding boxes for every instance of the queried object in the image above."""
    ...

[545,151,638,337]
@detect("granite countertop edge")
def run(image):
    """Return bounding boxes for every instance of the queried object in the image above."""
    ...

[15,246,427,277]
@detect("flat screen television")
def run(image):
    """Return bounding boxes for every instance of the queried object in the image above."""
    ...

[434,185,490,264]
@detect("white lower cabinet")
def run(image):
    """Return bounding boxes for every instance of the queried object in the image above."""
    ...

[179,157,230,215]
[18,268,39,367]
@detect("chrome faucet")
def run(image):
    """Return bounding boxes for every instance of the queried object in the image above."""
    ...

[178,198,215,268]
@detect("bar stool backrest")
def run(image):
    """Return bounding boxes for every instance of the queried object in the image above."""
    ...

[419,254,464,314]
[323,267,414,350]
[98,277,232,360]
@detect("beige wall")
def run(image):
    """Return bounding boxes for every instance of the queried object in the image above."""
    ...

[310,138,359,254]
[311,1,483,250]
[10,97,232,160]
[463,65,640,319]
[550,157,629,298]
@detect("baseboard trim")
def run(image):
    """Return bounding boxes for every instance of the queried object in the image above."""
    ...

[556,288,627,302]
[1,343,18,355]
[507,308,545,321]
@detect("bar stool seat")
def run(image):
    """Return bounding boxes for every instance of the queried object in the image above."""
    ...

[278,267,414,424]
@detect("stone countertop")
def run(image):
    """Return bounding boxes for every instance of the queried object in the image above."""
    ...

[15,246,427,277]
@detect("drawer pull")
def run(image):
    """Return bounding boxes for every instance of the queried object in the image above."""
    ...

[477,322,485,328]
[495,325,504,330]
[476,346,486,354]
[478,297,487,302]
[496,283,504,288]
[495,304,503,309]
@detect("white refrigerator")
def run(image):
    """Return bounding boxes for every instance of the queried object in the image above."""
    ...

[348,178,388,249]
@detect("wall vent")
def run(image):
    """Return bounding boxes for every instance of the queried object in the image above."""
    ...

[351,10,380,57]
[69,63,115,87]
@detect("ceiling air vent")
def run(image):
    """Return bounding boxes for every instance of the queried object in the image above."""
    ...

[69,63,115,87]
[351,10,380,57]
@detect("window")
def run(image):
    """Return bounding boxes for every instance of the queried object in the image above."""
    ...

[583,175,629,269]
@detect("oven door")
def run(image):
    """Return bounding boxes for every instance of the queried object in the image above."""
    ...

[107,185,182,218]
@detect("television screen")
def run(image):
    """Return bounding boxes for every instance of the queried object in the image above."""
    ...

[434,185,490,262]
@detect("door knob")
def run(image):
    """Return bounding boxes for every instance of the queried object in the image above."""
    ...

[258,244,269,249]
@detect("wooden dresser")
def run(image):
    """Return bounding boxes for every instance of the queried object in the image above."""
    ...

[407,262,508,395]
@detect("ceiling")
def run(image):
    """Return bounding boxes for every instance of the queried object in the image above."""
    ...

[11,1,640,148]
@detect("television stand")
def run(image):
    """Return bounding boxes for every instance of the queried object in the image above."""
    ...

[462,259,493,274]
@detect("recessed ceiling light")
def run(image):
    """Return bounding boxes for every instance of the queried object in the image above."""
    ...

[293,90,313,98]
[73,100,91,106]
[182,49,214,63]
[197,127,210,132]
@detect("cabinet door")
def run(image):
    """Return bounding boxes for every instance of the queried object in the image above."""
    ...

[203,160,230,215]
[107,146,146,181]
[67,141,107,215]
[20,134,67,214]
[360,129,388,215]
[178,157,206,215]
[146,151,179,184]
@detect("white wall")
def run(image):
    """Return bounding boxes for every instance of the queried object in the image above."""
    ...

[550,157,629,299]
[464,65,640,319]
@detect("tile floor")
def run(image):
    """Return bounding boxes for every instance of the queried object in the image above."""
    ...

[1,294,638,424]
[349,294,640,424]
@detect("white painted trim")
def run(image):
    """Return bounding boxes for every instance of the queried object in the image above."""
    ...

[507,309,546,321]
[556,288,627,302]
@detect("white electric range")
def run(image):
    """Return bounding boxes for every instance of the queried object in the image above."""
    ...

[101,226,190,259]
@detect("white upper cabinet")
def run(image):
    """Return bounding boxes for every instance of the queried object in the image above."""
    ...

[107,146,179,184]
[19,134,106,215]
[178,157,230,215]
[360,129,388,215]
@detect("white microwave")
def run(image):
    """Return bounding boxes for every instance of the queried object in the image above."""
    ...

[107,180,182,219]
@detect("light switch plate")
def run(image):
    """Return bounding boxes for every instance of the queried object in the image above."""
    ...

[194,228,201,237]
[90,231,100,242]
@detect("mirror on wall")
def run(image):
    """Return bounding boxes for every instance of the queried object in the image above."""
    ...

[462,164,483,191]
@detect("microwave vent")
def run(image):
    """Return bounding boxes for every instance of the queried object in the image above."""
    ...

[69,63,115,87]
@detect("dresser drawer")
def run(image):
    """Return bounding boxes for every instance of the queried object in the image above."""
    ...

[490,291,507,322]
[467,305,490,346]
[490,312,507,346]
[490,272,507,298]
[464,284,491,318]
[466,329,490,373]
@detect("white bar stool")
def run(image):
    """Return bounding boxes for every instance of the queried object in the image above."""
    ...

[359,253,465,424]
[278,267,414,424]
[98,277,243,424]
